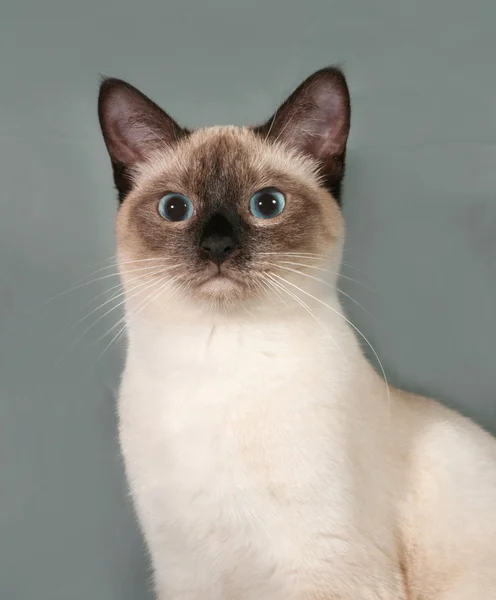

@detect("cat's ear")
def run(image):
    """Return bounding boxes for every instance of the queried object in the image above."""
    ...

[255,66,350,202]
[98,77,187,201]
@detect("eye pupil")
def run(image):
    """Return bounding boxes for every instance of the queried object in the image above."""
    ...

[250,188,285,219]
[166,197,186,220]
[159,193,193,222]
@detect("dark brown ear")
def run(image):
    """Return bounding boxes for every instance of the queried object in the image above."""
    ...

[98,77,188,202]
[254,66,350,203]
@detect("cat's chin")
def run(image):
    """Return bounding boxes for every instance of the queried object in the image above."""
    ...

[200,273,238,291]
[194,273,251,310]
[198,273,241,294]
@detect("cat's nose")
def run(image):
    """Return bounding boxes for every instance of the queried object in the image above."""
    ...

[199,213,237,265]
[200,235,236,265]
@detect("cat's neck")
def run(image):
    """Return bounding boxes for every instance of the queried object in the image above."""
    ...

[122,294,391,425]
[125,293,370,382]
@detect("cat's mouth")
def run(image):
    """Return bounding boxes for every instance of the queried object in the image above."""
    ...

[200,269,239,286]
[197,274,242,302]
[195,264,246,296]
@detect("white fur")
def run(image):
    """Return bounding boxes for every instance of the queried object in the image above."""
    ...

[118,288,496,600]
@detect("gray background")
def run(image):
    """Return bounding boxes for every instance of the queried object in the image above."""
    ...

[1,0,495,598]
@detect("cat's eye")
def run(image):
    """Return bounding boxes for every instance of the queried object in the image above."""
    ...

[158,193,194,222]
[249,188,285,220]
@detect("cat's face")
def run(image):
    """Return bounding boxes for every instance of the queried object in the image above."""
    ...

[98,68,350,315]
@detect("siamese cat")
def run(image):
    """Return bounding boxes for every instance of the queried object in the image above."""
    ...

[98,67,496,599]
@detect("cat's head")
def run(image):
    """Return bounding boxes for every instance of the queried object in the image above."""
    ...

[98,67,350,317]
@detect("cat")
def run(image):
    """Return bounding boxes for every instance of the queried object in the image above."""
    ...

[97,66,496,599]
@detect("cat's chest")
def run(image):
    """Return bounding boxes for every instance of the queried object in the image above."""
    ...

[119,356,346,514]
[117,343,375,594]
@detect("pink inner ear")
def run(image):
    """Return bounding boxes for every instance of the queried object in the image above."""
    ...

[268,71,350,164]
[308,87,349,158]
[104,89,153,165]
[100,80,181,168]
[108,115,144,165]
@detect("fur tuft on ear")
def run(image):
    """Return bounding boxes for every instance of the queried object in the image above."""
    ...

[98,77,188,202]
[254,66,351,203]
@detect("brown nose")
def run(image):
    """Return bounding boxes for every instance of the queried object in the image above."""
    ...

[199,214,237,265]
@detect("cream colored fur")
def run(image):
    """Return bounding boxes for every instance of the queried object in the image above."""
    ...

[97,68,496,598]
[118,230,496,600]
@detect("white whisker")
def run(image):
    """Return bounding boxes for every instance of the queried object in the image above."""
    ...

[92,272,188,369]
[48,262,175,302]
[83,256,174,277]
[258,252,366,274]
[56,271,169,366]
[268,259,373,290]
[71,266,168,329]
[260,275,291,308]
[270,272,391,413]
[94,276,178,360]
[261,262,371,316]
[259,251,329,259]
[265,273,347,362]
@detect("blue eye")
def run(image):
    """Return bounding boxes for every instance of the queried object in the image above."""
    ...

[158,193,194,222]
[249,188,285,219]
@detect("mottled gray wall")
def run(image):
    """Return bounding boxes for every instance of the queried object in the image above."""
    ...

[1,0,495,598]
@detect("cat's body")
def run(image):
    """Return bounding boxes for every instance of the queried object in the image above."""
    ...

[97,69,496,599]
[119,300,496,600]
